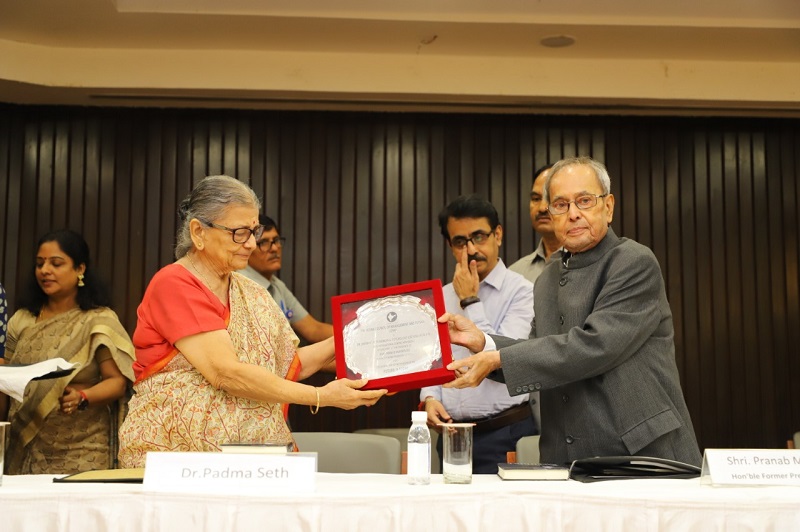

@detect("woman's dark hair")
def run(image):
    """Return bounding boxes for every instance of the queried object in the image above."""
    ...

[17,229,111,314]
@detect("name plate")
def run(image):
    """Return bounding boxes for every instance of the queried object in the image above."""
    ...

[701,449,800,486]
[143,452,317,494]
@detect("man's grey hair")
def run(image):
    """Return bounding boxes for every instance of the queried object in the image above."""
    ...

[175,175,261,258]
[544,156,611,203]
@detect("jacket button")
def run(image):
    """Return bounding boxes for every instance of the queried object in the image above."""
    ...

[530,398,537,405]
[522,385,529,392]
[562,395,569,403]
[566,436,574,444]
[515,387,523,393]
[559,278,567,286]
[559,315,565,325]
[534,382,542,390]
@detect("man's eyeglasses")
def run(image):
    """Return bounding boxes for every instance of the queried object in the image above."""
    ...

[450,231,494,250]
[199,219,265,244]
[548,194,608,216]
[257,237,286,251]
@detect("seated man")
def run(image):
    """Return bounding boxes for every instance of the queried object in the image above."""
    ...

[421,195,535,474]
[240,215,333,344]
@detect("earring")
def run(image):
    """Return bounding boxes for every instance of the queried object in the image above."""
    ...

[78,273,85,287]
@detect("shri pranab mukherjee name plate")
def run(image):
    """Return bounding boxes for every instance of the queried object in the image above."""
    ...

[701,449,800,486]
[332,280,453,393]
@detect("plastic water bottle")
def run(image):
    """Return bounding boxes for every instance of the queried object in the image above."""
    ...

[407,410,431,485]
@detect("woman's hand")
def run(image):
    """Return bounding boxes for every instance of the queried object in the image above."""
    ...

[318,378,387,410]
[58,349,129,415]
[178,330,384,410]
[59,385,85,415]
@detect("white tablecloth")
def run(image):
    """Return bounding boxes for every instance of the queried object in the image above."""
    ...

[2,473,799,531]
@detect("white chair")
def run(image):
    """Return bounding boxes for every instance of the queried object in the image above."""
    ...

[292,432,402,474]
[515,435,541,464]
[355,427,441,474]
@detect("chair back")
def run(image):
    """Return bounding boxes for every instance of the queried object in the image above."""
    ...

[356,427,441,474]
[516,435,541,464]
[292,432,402,474]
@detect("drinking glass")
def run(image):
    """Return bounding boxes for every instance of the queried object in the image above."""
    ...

[441,422,475,484]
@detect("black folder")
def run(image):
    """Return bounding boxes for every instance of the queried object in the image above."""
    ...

[568,456,701,483]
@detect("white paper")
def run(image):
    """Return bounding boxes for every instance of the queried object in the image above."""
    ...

[0,358,78,401]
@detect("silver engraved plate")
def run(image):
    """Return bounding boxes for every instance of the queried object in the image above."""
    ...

[342,295,442,379]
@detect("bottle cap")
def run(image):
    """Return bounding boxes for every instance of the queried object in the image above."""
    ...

[411,411,427,423]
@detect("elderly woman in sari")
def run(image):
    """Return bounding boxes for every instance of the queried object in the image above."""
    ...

[118,175,386,466]
[0,230,135,474]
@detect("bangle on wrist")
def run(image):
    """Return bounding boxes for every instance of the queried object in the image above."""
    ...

[459,296,481,309]
[310,387,320,415]
[77,390,89,411]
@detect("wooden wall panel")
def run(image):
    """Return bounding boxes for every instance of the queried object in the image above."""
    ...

[0,104,798,451]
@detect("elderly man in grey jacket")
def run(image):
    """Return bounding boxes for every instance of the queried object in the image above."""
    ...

[441,156,701,467]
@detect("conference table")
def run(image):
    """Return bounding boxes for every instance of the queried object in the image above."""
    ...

[2,473,799,531]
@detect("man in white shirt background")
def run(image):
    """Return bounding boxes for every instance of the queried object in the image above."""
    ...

[240,215,333,344]
[421,195,536,474]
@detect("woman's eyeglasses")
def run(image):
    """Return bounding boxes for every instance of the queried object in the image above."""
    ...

[199,219,265,244]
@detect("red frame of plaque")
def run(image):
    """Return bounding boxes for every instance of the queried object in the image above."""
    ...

[331,279,454,393]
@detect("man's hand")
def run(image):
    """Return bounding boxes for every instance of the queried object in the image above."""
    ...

[443,351,501,389]
[437,312,486,352]
[452,247,480,300]
[423,397,453,433]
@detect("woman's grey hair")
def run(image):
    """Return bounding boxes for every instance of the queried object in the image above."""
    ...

[175,175,261,258]
[544,156,611,203]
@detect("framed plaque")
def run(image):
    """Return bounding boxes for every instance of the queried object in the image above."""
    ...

[332,280,454,393]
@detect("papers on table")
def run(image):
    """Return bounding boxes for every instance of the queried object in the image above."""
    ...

[0,358,78,401]
[54,468,145,484]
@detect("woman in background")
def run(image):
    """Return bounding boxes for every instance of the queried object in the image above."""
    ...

[1,230,135,474]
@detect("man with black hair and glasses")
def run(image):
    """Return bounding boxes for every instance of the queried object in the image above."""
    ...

[420,194,535,474]
[240,214,333,344]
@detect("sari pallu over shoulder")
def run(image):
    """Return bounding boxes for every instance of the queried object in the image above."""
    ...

[118,273,301,467]
[5,307,135,473]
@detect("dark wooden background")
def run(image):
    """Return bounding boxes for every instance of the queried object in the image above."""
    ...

[0,104,797,451]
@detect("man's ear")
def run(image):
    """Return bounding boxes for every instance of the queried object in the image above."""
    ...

[604,194,615,225]
[494,225,503,247]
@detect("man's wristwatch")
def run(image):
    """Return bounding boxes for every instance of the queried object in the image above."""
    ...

[459,296,481,309]
[77,390,89,411]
